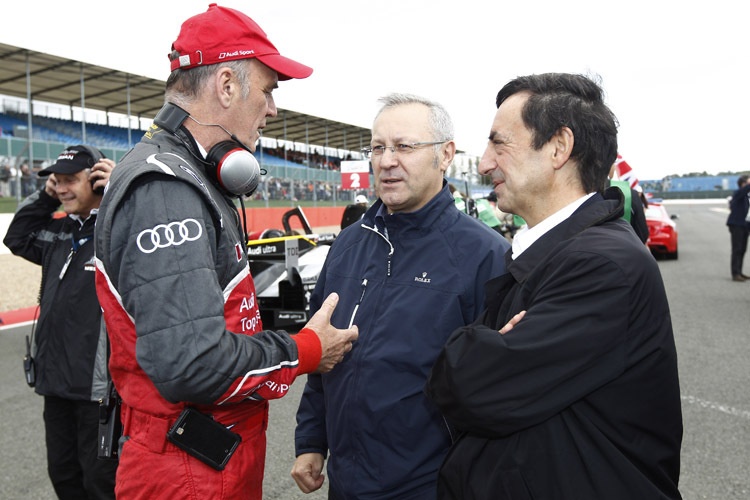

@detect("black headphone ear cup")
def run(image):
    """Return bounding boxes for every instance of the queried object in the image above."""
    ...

[205,141,260,197]
[90,177,105,196]
[80,145,105,195]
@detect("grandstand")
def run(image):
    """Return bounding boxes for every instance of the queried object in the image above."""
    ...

[0,108,318,169]
[1,111,125,148]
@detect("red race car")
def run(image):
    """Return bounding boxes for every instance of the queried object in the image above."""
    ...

[645,202,679,259]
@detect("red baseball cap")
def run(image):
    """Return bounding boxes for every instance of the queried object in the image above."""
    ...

[170,3,313,81]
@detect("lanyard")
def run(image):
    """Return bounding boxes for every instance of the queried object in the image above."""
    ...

[59,235,93,280]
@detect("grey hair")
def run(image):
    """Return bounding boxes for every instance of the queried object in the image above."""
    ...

[375,93,454,143]
[165,51,252,107]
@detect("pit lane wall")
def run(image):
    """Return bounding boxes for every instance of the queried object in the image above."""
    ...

[241,206,345,234]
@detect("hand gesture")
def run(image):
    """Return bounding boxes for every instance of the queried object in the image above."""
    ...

[44,174,58,199]
[304,293,358,373]
[89,158,116,193]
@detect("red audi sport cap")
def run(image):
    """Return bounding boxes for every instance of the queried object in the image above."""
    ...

[169,3,313,81]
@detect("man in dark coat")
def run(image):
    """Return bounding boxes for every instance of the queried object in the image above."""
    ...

[425,73,683,500]
[726,174,750,281]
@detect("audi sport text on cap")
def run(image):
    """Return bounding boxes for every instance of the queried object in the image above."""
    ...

[170,3,313,81]
[38,146,99,176]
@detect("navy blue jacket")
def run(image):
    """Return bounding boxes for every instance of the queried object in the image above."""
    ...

[726,182,750,228]
[295,183,509,499]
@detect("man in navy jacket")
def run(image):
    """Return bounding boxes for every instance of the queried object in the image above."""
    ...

[292,93,509,499]
[425,74,682,499]
[727,174,750,281]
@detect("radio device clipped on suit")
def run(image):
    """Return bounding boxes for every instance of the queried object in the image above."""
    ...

[97,380,123,460]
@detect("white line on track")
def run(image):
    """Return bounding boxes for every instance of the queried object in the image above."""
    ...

[681,395,750,420]
[0,320,34,331]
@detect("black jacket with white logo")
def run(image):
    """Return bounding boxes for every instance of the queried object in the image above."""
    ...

[4,189,109,401]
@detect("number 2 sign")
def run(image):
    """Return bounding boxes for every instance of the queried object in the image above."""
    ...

[340,160,370,190]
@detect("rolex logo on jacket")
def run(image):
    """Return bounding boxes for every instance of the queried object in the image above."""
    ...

[414,272,431,283]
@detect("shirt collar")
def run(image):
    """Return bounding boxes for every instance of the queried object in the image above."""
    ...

[511,193,595,260]
[195,141,208,159]
[374,202,389,237]
[68,208,98,227]
[369,180,452,237]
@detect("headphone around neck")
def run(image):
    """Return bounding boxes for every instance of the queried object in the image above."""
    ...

[153,103,261,198]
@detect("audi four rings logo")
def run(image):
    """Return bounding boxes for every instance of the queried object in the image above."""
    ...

[137,218,203,254]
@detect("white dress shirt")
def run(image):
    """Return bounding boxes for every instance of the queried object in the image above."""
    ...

[511,193,595,260]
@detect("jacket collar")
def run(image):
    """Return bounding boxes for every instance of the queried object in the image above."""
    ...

[505,186,625,283]
[143,122,207,172]
[362,180,455,235]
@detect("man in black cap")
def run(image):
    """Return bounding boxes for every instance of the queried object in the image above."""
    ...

[4,145,116,500]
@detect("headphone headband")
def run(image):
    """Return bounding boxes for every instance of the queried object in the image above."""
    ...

[78,145,104,166]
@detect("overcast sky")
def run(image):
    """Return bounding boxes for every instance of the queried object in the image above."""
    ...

[4,0,747,180]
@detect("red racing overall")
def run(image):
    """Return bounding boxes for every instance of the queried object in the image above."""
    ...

[95,125,320,499]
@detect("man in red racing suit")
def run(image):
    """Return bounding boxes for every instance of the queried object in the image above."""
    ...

[94,5,357,499]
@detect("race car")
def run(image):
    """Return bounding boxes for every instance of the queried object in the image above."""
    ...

[247,207,335,331]
[645,202,679,259]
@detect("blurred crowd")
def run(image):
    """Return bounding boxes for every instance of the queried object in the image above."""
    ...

[0,161,44,198]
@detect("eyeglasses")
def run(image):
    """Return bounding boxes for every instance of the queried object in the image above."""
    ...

[361,141,449,159]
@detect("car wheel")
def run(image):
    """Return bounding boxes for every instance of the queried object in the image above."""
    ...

[667,248,678,260]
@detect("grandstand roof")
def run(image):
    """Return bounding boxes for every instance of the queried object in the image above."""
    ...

[0,42,371,151]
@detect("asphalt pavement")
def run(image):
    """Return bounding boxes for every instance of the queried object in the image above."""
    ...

[0,200,747,499]
[657,201,750,499]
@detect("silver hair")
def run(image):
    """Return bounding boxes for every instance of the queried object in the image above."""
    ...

[165,52,252,107]
[374,93,454,143]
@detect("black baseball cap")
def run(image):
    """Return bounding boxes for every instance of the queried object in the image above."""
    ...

[38,145,104,177]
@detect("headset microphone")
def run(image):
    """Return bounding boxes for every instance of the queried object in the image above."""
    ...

[153,103,262,198]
